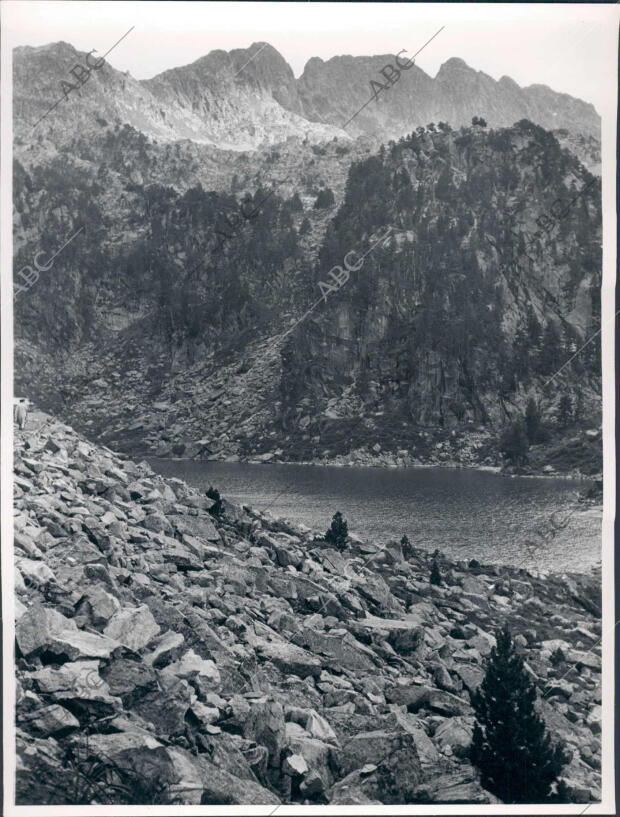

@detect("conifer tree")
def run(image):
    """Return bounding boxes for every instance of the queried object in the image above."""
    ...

[289,192,304,212]
[313,188,335,209]
[557,394,573,429]
[500,417,529,465]
[324,511,348,550]
[525,397,542,443]
[206,486,223,517]
[471,627,568,803]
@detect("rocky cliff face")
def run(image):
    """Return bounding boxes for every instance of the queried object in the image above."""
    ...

[276,121,601,461]
[13,121,602,472]
[13,38,602,472]
[15,41,344,151]
[295,54,600,139]
[14,413,602,805]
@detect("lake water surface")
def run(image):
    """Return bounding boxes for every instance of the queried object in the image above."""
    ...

[149,460,601,573]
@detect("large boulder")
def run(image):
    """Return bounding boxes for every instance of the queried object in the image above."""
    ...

[287,707,339,745]
[100,657,158,706]
[19,703,80,737]
[145,630,185,668]
[16,604,120,661]
[413,767,500,804]
[75,586,121,627]
[332,730,423,804]
[340,729,421,778]
[453,663,485,694]
[255,639,322,679]
[84,733,203,805]
[174,513,220,543]
[385,684,430,710]
[104,605,160,651]
[295,628,377,673]
[164,648,221,696]
[284,725,337,794]
[432,716,475,758]
[194,755,281,805]
[243,699,286,769]
[329,767,383,804]
[132,672,193,736]
[30,660,121,718]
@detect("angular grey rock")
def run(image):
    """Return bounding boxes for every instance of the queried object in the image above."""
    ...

[104,605,160,651]
[16,604,120,660]
[255,639,322,679]
[20,704,80,737]
[145,630,185,667]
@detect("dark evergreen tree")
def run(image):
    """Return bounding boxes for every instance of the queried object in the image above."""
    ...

[206,486,223,517]
[313,188,335,209]
[289,192,303,212]
[430,558,442,586]
[557,394,573,429]
[525,304,542,347]
[324,511,348,549]
[537,321,563,376]
[471,627,568,803]
[500,417,529,465]
[525,398,542,443]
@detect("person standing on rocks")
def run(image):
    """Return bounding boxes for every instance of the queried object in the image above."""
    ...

[13,398,29,430]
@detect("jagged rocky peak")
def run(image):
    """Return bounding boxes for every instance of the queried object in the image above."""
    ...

[14,39,600,151]
[145,41,302,113]
[14,39,344,150]
[435,56,474,75]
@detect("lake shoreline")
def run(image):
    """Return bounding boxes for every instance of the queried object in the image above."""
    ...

[149,458,602,574]
[152,453,599,483]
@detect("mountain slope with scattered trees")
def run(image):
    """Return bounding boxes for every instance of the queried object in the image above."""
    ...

[14,120,602,474]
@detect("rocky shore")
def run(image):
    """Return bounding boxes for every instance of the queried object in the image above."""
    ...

[16,334,602,481]
[14,413,602,805]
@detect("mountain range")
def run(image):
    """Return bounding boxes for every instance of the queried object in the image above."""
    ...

[13,40,602,476]
[15,41,600,152]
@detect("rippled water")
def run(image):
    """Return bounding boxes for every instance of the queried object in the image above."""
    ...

[149,460,601,573]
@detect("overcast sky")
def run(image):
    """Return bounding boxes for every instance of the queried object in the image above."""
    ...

[3,2,618,118]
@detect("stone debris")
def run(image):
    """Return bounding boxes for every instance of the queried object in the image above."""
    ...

[13,413,602,805]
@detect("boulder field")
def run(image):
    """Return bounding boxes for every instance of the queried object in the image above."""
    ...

[13,413,602,805]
